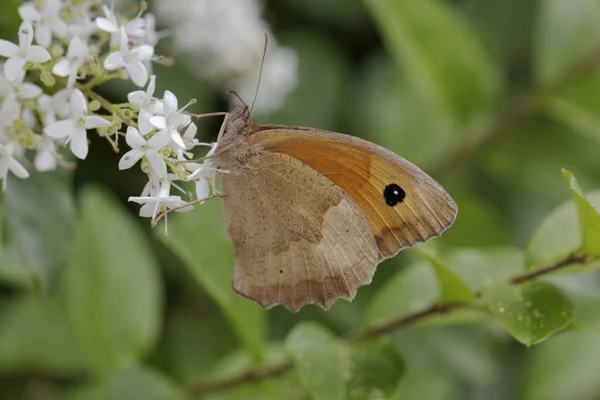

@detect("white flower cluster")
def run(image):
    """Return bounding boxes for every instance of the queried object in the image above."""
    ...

[155,0,298,113]
[0,0,220,233]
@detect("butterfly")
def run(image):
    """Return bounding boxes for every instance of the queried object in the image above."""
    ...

[209,105,457,312]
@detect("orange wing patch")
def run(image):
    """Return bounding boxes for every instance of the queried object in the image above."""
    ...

[251,127,457,259]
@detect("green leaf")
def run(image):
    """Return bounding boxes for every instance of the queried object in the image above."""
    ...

[0,296,84,375]
[65,367,184,400]
[446,247,524,290]
[396,368,460,400]
[63,187,162,378]
[544,97,600,147]
[365,261,438,327]
[534,0,600,85]
[562,169,600,256]
[158,198,265,361]
[346,339,404,399]
[395,324,505,386]
[526,189,600,269]
[365,0,498,128]
[425,253,475,304]
[203,344,307,400]
[522,330,600,400]
[480,280,573,345]
[4,170,75,289]
[286,322,348,400]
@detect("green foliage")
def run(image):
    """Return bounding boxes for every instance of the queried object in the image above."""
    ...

[426,253,476,304]
[346,339,405,399]
[158,199,265,361]
[480,280,574,346]
[562,170,600,256]
[4,1,600,399]
[63,187,162,379]
[365,0,498,129]
[286,323,348,400]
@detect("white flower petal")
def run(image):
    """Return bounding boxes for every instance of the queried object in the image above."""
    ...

[104,52,125,69]
[26,45,51,63]
[125,60,148,87]
[195,177,209,202]
[52,58,70,76]
[170,131,186,149]
[8,158,29,179]
[95,17,118,33]
[138,109,154,135]
[44,119,76,138]
[4,57,26,82]
[183,123,197,140]
[169,112,191,128]
[18,5,42,22]
[147,75,156,97]
[147,128,171,149]
[68,36,87,58]
[118,149,144,170]
[84,115,110,129]
[19,82,42,99]
[18,22,34,54]
[146,152,167,177]
[125,126,146,149]
[69,127,88,159]
[35,26,52,48]
[70,89,87,117]
[131,44,154,61]
[52,19,68,38]
[162,90,178,113]
[149,116,167,130]
[138,201,158,218]
[0,39,19,57]
[35,151,57,172]
[127,90,145,110]
[119,27,129,53]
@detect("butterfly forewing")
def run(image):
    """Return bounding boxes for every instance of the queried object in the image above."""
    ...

[250,127,457,260]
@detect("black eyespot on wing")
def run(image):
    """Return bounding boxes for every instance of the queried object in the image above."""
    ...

[383,183,406,207]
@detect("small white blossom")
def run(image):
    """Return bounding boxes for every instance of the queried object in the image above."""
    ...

[0,73,42,102]
[95,3,146,45]
[118,126,170,177]
[142,14,159,46]
[129,178,193,235]
[127,75,163,135]
[0,22,51,81]
[18,0,68,48]
[38,88,70,127]
[187,142,219,203]
[149,90,191,149]
[52,36,88,87]
[0,143,29,192]
[34,135,58,172]
[104,28,154,87]
[44,89,111,159]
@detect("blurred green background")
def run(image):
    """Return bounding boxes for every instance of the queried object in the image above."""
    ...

[3,0,600,399]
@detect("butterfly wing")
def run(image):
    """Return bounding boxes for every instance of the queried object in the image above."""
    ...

[220,151,379,312]
[250,126,457,259]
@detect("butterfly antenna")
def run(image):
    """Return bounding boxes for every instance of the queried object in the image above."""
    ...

[225,90,247,108]
[249,32,268,116]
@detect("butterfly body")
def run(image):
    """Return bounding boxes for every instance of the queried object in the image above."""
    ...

[213,106,457,312]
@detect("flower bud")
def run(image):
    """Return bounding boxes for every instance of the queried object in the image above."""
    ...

[89,100,101,111]
[40,71,55,88]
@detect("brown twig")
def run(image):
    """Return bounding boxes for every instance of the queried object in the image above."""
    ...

[186,251,593,398]
[186,360,294,398]
[430,46,600,177]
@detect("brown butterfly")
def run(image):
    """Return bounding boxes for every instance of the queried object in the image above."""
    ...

[211,106,457,312]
